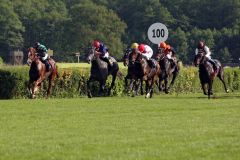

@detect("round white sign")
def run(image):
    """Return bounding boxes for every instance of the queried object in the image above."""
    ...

[147,22,168,44]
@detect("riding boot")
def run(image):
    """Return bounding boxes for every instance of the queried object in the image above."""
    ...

[208,59,218,74]
[43,60,51,72]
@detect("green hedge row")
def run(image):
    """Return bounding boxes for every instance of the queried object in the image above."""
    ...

[0,66,240,99]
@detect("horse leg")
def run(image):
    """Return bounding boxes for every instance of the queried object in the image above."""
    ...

[124,76,129,90]
[164,75,169,94]
[108,73,117,96]
[169,71,178,92]
[145,80,151,98]
[149,78,155,98]
[140,78,144,95]
[46,76,54,98]
[201,83,207,95]
[28,79,33,96]
[208,81,213,99]
[87,77,94,98]
[127,79,133,96]
[218,69,229,93]
[99,81,106,96]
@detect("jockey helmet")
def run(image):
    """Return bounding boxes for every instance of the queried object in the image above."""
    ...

[93,40,100,49]
[138,44,145,53]
[131,43,139,49]
[159,42,167,49]
[198,41,205,49]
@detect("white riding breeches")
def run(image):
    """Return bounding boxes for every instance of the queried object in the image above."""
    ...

[42,53,48,61]
[102,52,109,58]
[142,46,153,60]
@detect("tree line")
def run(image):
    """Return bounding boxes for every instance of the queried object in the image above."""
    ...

[0,0,239,64]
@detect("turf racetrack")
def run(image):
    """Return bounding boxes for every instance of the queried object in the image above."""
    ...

[0,94,239,160]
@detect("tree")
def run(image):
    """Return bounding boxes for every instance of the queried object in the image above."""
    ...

[0,0,24,61]
[66,2,126,58]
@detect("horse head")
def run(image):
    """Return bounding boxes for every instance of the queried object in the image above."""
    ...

[123,48,132,66]
[194,52,204,67]
[27,47,37,66]
[155,48,165,61]
[87,48,97,64]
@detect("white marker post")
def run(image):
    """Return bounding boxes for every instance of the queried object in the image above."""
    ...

[147,22,169,45]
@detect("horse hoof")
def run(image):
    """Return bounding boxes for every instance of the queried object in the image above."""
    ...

[226,89,230,93]
[145,93,150,98]
[87,93,92,98]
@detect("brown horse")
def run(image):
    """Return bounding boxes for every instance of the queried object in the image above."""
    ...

[194,52,229,98]
[155,49,179,94]
[27,47,58,98]
[123,48,144,96]
[130,51,161,98]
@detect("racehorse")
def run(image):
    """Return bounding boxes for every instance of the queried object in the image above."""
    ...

[86,48,120,98]
[194,52,229,99]
[27,47,58,98]
[155,49,179,94]
[129,51,161,98]
[123,48,143,96]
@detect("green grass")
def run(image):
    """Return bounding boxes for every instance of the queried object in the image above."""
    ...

[0,94,240,160]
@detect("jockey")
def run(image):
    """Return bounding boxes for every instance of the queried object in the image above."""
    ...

[159,42,176,59]
[137,44,156,78]
[195,41,217,73]
[34,42,51,71]
[159,42,177,67]
[93,40,113,67]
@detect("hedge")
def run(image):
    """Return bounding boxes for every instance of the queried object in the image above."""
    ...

[0,66,239,99]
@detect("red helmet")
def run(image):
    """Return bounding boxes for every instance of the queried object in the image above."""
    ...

[198,41,204,49]
[93,40,100,48]
[138,44,145,53]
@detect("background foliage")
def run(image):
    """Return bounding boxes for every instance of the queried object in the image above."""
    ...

[0,0,239,63]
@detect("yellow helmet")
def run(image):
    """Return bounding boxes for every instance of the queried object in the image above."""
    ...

[131,43,139,49]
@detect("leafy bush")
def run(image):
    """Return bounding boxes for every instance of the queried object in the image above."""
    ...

[0,66,239,99]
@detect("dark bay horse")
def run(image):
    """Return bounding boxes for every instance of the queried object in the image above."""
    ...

[123,48,143,96]
[155,49,179,94]
[86,48,120,98]
[194,52,229,99]
[27,47,58,98]
[130,51,161,98]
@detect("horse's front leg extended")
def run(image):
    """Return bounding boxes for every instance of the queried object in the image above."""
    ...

[87,77,94,98]
[218,70,229,93]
